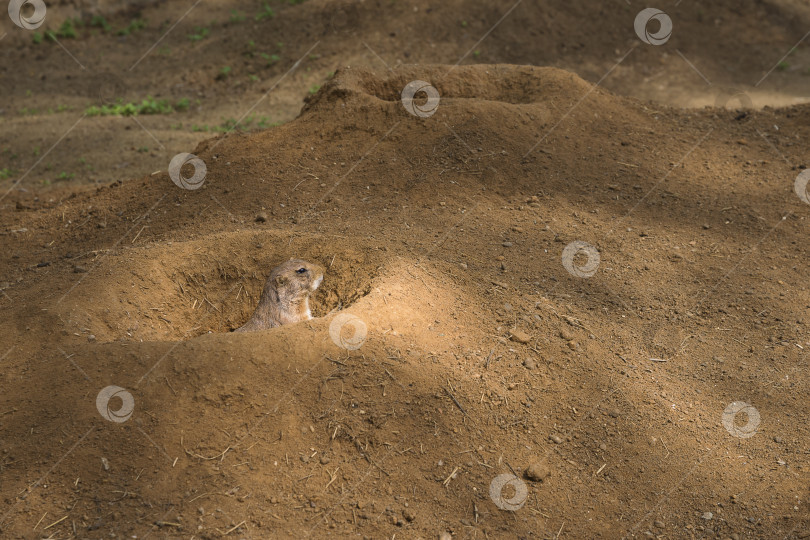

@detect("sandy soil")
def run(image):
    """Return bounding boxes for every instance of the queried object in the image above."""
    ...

[1,1,809,539]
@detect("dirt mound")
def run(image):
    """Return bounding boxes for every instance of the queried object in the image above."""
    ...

[4,0,810,194]
[1,63,810,539]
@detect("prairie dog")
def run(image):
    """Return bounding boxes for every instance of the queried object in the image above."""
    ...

[235,259,324,332]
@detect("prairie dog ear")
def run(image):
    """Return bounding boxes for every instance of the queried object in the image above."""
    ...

[274,274,288,288]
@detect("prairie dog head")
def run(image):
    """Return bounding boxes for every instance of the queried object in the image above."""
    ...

[269,259,325,300]
[234,258,324,332]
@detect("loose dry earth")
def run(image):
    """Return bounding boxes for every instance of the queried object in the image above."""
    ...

[1,1,809,539]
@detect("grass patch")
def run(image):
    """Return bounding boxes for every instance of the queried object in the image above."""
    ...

[259,52,281,66]
[91,15,111,32]
[118,19,146,36]
[85,96,190,116]
[188,26,209,41]
[57,19,78,38]
[256,2,275,20]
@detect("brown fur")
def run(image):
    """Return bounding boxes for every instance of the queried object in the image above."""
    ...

[234,259,325,332]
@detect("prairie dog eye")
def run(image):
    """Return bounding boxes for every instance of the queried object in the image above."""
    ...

[296,268,308,274]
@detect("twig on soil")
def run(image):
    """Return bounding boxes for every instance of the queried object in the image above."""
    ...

[406,268,431,292]
[43,515,68,530]
[163,377,177,396]
[224,521,246,535]
[563,315,599,339]
[184,443,231,461]
[385,368,406,389]
[661,437,670,459]
[323,467,340,492]
[442,466,459,486]
[364,454,390,476]
[203,296,220,312]
[556,520,565,539]
[188,491,220,503]
[131,225,146,244]
[484,348,494,369]
[444,387,468,416]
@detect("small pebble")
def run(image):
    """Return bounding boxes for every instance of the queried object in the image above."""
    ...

[73,265,87,273]
[560,328,575,341]
[524,462,550,481]
[439,533,452,540]
[523,358,536,369]
[502,241,513,247]
[654,520,664,528]
[702,512,713,520]
[256,212,268,222]
[550,434,563,444]
[509,329,531,344]
[320,455,331,465]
